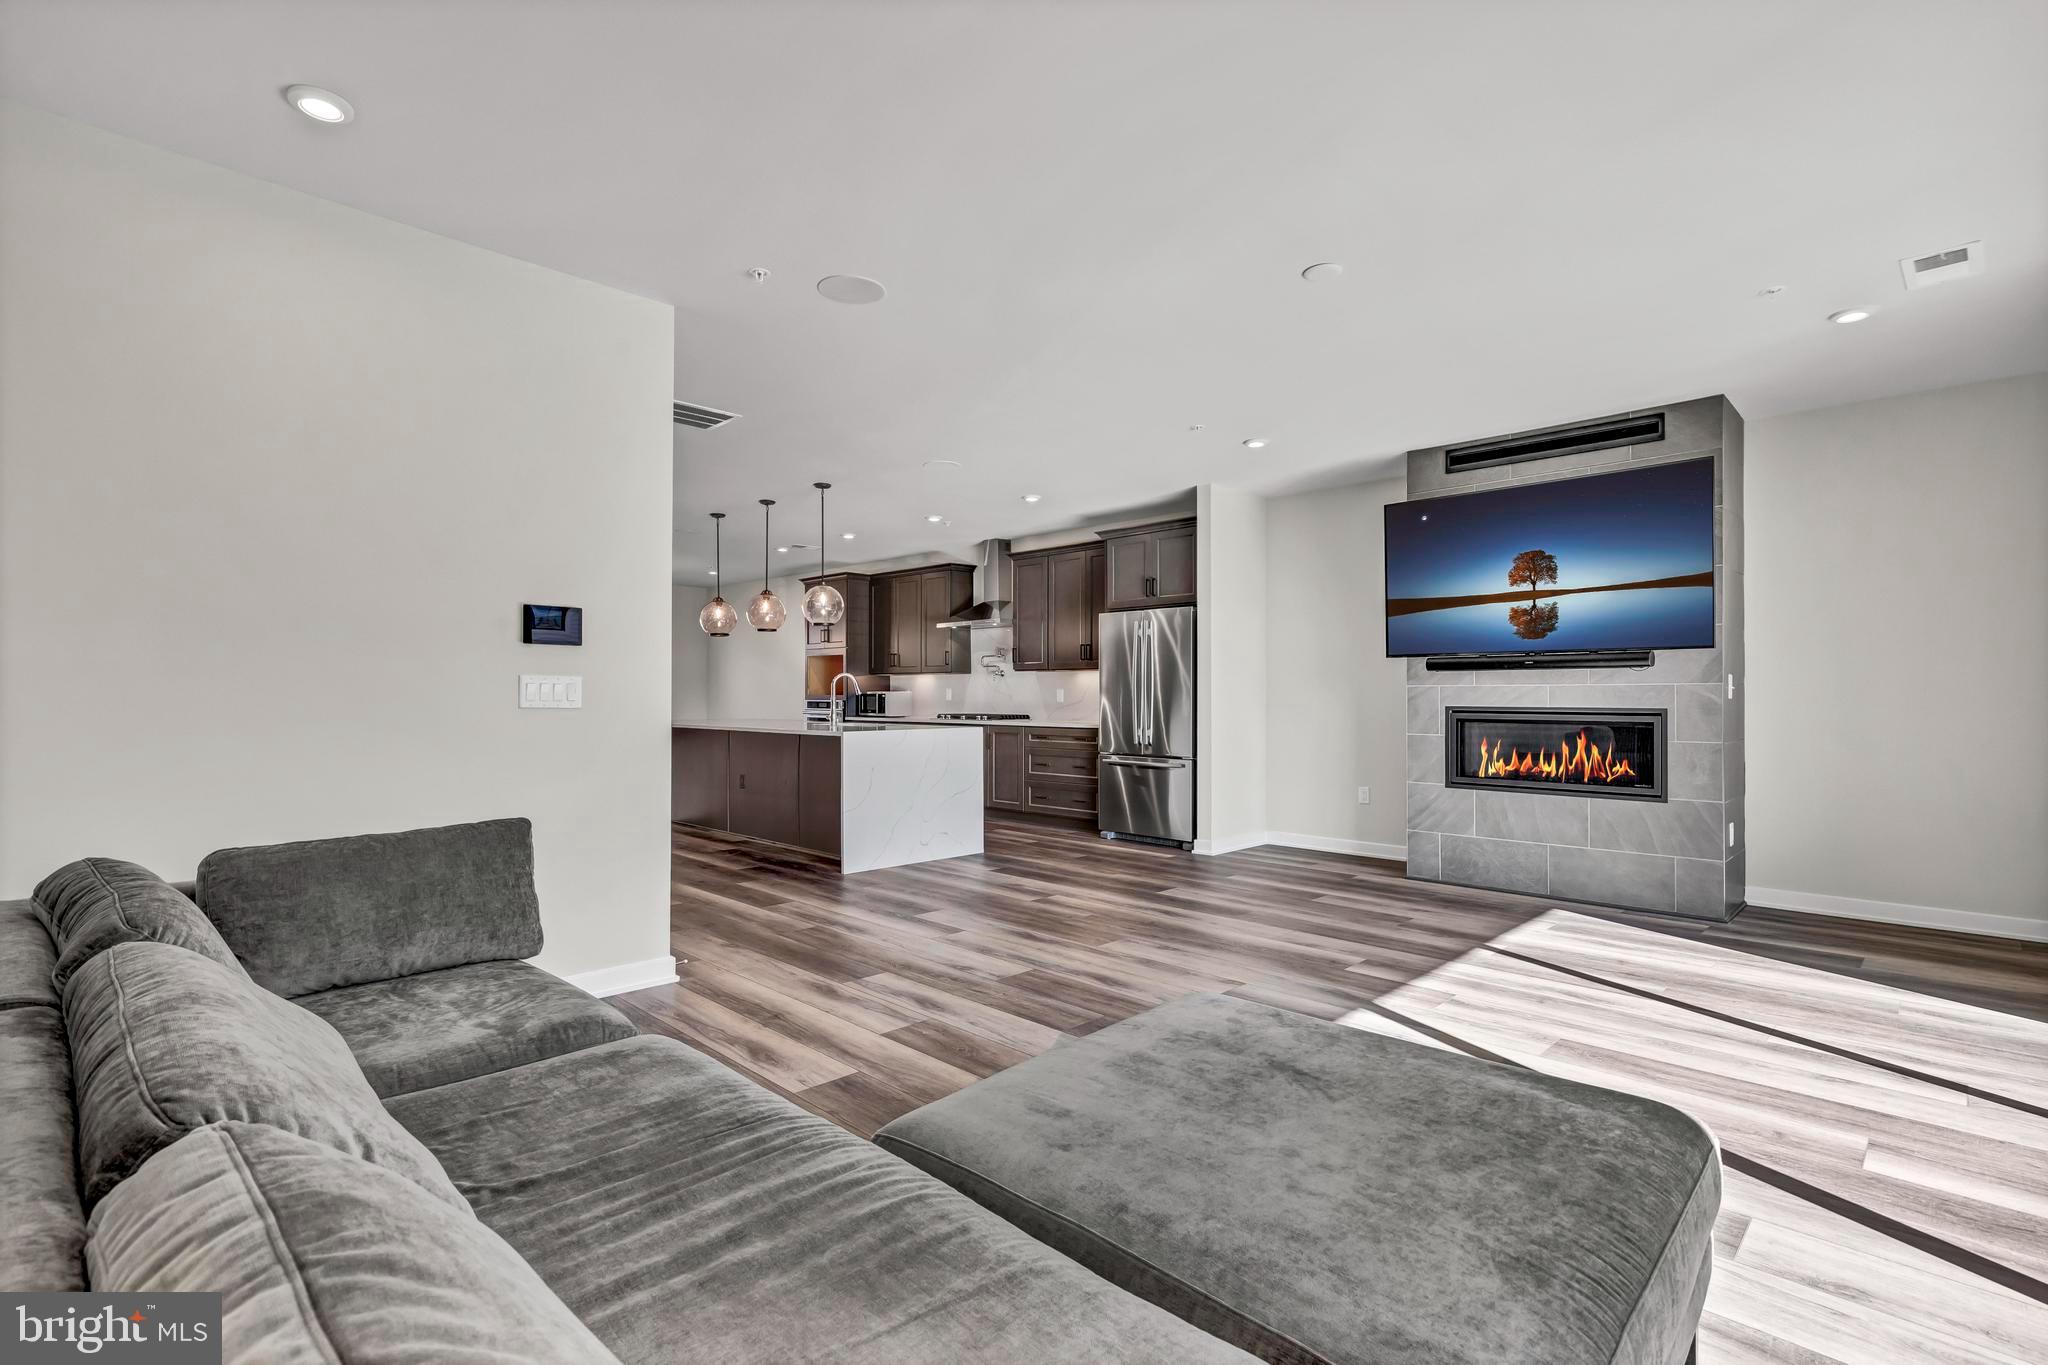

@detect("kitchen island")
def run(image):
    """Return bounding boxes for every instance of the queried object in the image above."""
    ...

[671,720,983,873]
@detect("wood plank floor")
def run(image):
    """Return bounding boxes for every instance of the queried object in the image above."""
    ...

[619,816,2048,1365]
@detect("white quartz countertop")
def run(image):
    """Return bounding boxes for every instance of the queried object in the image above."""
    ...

[884,718,1098,730]
[671,719,938,736]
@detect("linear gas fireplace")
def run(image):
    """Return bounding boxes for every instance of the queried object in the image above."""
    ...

[1444,707,1667,802]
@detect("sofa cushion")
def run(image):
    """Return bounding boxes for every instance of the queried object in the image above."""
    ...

[876,993,1721,1365]
[87,1123,623,1365]
[32,858,246,992]
[194,817,542,998]
[0,1005,86,1290]
[2,896,61,1009]
[64,941,466,1213]
[387,1034,1253,1365]
[295,959,637,1097]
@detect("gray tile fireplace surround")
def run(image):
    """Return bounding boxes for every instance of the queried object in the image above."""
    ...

[1403,395,1745,920]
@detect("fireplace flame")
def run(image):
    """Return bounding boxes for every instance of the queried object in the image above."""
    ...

[1476,731,1639,785]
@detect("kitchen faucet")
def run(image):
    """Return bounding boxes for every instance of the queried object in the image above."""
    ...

[828,672,862,731]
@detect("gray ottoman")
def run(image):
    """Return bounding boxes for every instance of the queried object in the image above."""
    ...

[875,993,1718,1365]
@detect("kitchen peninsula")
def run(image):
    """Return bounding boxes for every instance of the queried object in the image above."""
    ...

[671,721,982,873]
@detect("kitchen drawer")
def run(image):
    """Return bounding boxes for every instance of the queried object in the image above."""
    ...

[1027,746,1097,780]
[1024,727,1097,745]
[1024,778,1097,820]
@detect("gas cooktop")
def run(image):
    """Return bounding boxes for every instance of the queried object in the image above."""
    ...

[936,712,1031,721]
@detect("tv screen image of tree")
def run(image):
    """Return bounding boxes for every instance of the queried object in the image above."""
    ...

[1384,457,1715,656]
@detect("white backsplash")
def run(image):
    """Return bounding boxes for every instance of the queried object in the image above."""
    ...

[901,628,1100,724]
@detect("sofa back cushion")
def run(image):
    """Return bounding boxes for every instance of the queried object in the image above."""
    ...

[33,858,247,992]
[88,1123,623,1365]
[64,941,466,1212]
[194,818,543,998]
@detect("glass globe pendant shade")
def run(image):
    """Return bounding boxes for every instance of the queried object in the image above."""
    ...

[746,588,786,631]
[698,595,737,636]
[801,580,845,626]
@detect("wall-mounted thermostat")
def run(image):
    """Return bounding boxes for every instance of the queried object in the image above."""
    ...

[523,604,582,645]
[520,675,582,709]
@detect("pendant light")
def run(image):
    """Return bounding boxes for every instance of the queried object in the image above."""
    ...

[697,512,737,636]
[745,499,787,631]
[801,482,847,626]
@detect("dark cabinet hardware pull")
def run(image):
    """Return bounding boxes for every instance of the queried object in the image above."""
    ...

[738,773,747,790]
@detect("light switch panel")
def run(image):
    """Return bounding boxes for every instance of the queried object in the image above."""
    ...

[520,674,582,709]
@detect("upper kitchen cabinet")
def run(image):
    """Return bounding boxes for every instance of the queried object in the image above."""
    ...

[1011,542,1106,670]
[1101,517,1196,610]
[799,572,874,674]
[873,564,974,674]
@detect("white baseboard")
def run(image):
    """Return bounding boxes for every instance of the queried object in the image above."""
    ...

[1264,831,1408,862]
[1193,831,1408,862]
[558,955,680,997]
[1746,886,2048,944]
[1191,832,1268,856]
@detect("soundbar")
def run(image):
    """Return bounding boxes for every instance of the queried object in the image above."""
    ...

[1425,651,1655,671]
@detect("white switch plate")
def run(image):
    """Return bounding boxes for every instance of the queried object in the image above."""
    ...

[945,687,953,702]
[1357,786,1371,804]
[1055,687,1065,703]
[520,674,582,709]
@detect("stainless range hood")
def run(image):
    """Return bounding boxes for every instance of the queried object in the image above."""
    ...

[937,539,1013,630]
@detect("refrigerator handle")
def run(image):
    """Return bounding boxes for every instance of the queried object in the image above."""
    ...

[1139,614,1153,747]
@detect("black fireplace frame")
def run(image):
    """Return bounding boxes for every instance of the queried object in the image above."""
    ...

[1443,707,1669,802]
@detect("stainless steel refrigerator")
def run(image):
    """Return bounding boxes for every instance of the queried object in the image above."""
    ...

[1097,606,1196,847]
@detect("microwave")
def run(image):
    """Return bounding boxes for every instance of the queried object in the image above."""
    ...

[852,691,912,718]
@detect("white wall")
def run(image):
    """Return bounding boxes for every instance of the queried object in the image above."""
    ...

[703,574,807,719]
[1263,478,1410,856]
[1195,485,1268,850]
[1747,372,2048,936]
[672,584,710,721]
[0,104,677,983]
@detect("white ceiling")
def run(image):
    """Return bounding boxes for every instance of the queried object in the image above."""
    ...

[4,0,2044,582]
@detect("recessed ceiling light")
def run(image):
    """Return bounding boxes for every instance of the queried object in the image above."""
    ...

[1829,308,1872,324]
[924,514,945,523]
[283,85,353,124]
[923,458,961,470]
[1243,438,1268,449]
[817,275,886,305]
[775,545,790,553]
[841,532,857,540]
[1022,494,1042,503]
[1300,262,1345,282]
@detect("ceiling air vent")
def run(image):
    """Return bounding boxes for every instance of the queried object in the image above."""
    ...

[1443,412,1663,474]
[672,400,740,431]
[1899,240,1983,291]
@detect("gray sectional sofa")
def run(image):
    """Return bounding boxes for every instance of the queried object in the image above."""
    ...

[3,816,1716,1364]
[1,818,1252,1363]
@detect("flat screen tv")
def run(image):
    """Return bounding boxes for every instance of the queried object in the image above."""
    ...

[1384,457,1715,658]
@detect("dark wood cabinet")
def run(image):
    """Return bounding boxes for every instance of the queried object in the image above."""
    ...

[875,565,974,674]
[1101,518,1197,610]
[799,573,873,674]
[1010,543,1105,670]
[985,727,1024,810]
[728,731,801,846]
[981,725,1097,822]
[797,735,841,856]
[671,728,730,829]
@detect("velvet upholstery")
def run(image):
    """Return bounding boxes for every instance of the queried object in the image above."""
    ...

[63,941,466,1213]
[0,1004,86,1290]
[32,858,246,992]
[88,1124,623,1365]
[295,959,636,1097]
[193,818,543,998]
[388,1035,1254,1365]
[2,896,60,1009]
[877,993,1720,1365]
